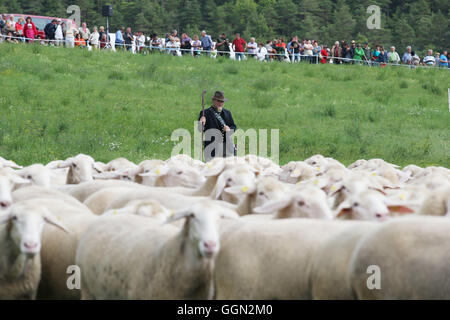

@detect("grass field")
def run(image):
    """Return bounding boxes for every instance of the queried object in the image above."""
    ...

[0,43,449,167]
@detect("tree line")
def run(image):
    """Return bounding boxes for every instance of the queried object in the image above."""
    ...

[0,0,448,54]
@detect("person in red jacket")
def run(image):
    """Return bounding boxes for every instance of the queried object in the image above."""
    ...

[22,17,38,43]
[320,45,328,64]
[232,33,247,61]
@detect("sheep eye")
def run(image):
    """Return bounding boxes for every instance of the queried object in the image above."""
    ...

[353,202,359,207]
[11,215,18,221]
[144,170,149,173]
[72,163,77,168]
[177,171,183,175]
[298,200,305,206]
[227,178,232,182]
[27,175,32,180]
[258,192,265,196]
[312,162,316,165]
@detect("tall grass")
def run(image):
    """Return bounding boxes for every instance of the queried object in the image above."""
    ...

[0,43,449,167]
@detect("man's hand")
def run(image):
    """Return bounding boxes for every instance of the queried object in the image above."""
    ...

[223,125,230,132]
[200,116,206,125]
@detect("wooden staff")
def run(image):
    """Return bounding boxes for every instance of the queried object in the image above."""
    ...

[201,90,206,162]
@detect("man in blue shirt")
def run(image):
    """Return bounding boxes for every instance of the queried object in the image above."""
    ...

[439,50,448,68]
[201,30,213,57]
[115,27,124,50]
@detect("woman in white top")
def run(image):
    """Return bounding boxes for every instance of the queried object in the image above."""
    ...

[6,15,16,33]
[303,39,314,63]
[89,26,99,49]
[65,22,76,48]
[256,42,268,61]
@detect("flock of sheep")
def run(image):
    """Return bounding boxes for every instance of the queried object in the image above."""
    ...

[0,153,449,300]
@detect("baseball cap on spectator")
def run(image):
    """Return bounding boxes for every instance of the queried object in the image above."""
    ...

[351,40,355,44]
[57,18,61,22]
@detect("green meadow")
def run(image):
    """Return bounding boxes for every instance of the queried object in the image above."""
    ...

[0,43,449,167]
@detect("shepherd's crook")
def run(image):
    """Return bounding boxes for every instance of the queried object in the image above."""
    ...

[201,90,206,162]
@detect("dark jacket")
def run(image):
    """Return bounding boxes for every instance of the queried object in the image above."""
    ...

[198,106,236,157]
[44,23,56,39]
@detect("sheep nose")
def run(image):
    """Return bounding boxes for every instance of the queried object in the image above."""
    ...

[203,241,217,252]
[24,242,38,250]
[0,201,11,208]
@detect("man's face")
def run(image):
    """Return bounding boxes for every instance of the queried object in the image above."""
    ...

[407,48,411,53]
[235,34,240,39]
[82,22,86,28]
[213,99,224,110]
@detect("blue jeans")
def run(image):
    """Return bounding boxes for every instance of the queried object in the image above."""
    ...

[203,46,211,56]
[235,52,244,61]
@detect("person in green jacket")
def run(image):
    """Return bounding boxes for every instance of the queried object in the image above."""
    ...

[353,43,365,64]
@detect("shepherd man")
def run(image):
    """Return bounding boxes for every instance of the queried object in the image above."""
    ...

[198,91,237,162]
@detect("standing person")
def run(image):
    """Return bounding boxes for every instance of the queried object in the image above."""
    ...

[115,27,124,50]
[331,41,341,64]
[0,14,6,37]
[422,49,435,66]
[65,22,76,48]
[180,33,192,55]
[362,42,371,64]
[387,46,400,64]
[303,40,314,63]
[288,36,300,62]
[200,30,213,56]
[402,46,412,65]
[89,26,99,49]
[247,37,257,58]
[215,33,230,57]
[54,19,64,46]
[349,40,356,62]
[15,17,24,40]
[124,27,133,51]
[78,22,90,44]
[198,91,237,162]
[6,15,16,34]
[74,32,86,47]
[256,42,268,61]
[312,40,321,64]
[353,43,364,63]
[192,34,202,57]
[44,19,57,45]
[150,33,163,53]
[232,33,247,61]
[439,50,448,68]
[23,17,38,43]
[136,31,146,53]
[319,45,328,64]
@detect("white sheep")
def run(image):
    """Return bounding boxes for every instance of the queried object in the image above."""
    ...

[252,185,334,219]
[102,199,172,222]
[279,161,317,184]
[76,200,238,299]
[0,200,68,299]
[348,216,450,299]
[214,218,364,299]
[57,154,104,184]
[334,189,414,221]
[0,167,30,210]
[418,185,450,216]
[0,156,22,169]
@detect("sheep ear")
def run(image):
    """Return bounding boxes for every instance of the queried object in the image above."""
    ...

[0,157,22,169]
[44,214,70,233]
[93,162,106,173]
[335,200,352,218]
[253,197,293,214]
[445,200,450,217]
[202,161,225,176]
[8,173,31,185]
[369,187,387,195]
[165,209,193,223]
[387,205,414,214]
[46,160,63,169]
[213,174,228,200]
[57,159,73,168]
[224,185,256,196]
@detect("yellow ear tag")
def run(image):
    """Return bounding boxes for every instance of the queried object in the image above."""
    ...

[57,216,61,221]
[398,194,405,200]
[155,169,160,175]
[293,169,300,175]
[206,162,212,168]
[316,167,321,171]
[372,172,377,176]
[330,185,337,192]
[314,179,319,185]
[113,210,118,215]
[241,186,249,193]
[169,210,175,217]
[296,181,302,185]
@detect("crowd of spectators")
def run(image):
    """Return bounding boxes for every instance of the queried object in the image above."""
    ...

[1,15,449,69]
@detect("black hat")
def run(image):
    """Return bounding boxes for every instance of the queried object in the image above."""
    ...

[212,91,227,102]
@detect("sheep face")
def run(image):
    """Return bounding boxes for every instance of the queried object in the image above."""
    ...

[15,164,52,188]
[0,169,30,209]
[59,154,101,184]
[1,203,68,256]
[167,202,238,259]
[216,167,256,204]
[251,177,289,210]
